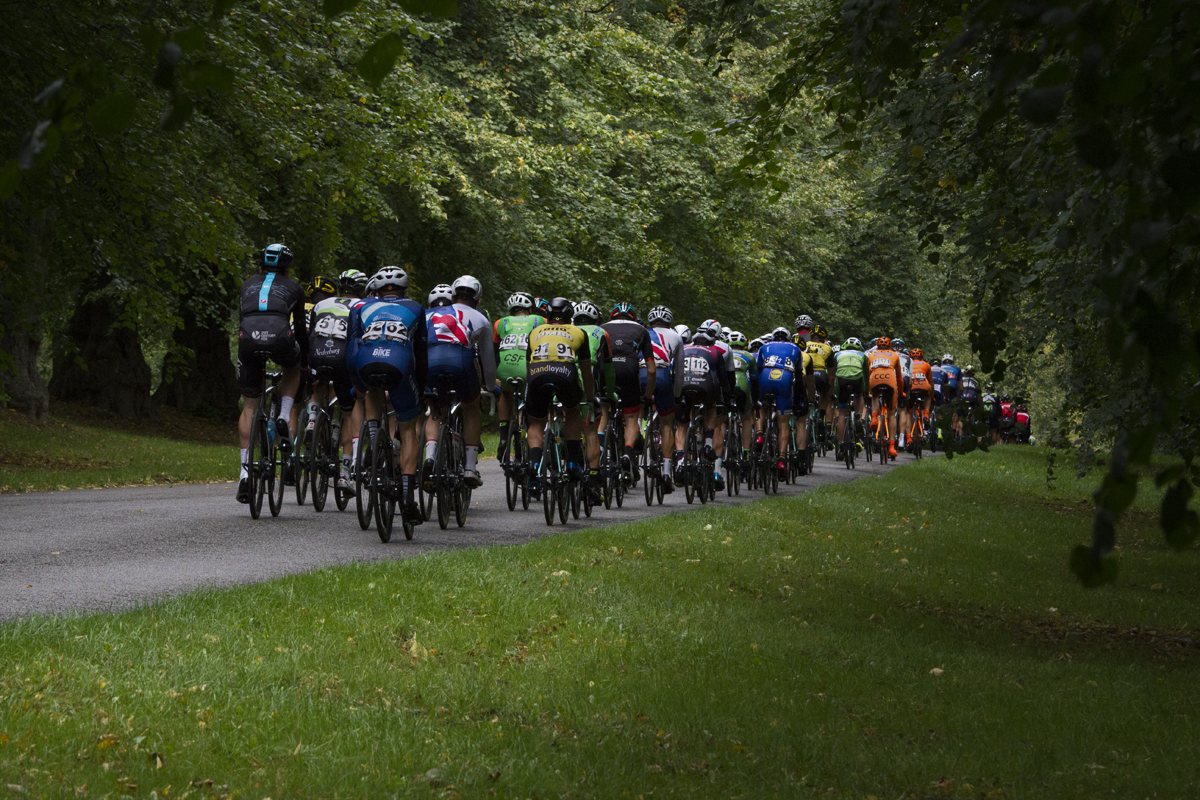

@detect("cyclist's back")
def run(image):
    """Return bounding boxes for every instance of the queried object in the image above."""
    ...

[600,312,654,415]
[237,270,308,385]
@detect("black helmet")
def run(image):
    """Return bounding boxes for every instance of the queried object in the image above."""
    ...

[548,297,574,323]
[261,243,293,272]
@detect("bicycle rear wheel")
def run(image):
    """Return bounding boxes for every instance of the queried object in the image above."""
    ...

[333,421,350,511]
[557,474,570,524]
[543,469,556,526]
[248,410,266,519]
[267,422,284,518]
[311,412,331,512]
[454,481,468,527]
[294,411,309,506]
[373,438,395,542]
[355,420,374,530]
[642,443,655,506]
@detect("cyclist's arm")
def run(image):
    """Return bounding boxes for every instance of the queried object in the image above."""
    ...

[292,302,309,367]
[493,319,503,365]
[749,360,760,404]
[477,326,497,387]
[413,309,428,391]
[578,343,596,403]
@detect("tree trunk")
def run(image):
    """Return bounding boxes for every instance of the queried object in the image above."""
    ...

[49,270,157,420]
[153,276,240,420]
[0,323,49,421]
[0,213,51,420]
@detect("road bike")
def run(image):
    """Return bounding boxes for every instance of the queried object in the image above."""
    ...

[600,400,626,509]
[499,377,531,512]
[540,402,574,525]
[679,390,715,505]
[756,393,781,495]
[640,406,665,506]
[308,394,352,513]
[426,374,471,530]
[364,419,415,542]
[722,407,743,497]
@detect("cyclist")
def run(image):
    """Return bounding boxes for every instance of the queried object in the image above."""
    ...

[908,347,934,446]
[831,337,869,459]
[601,302,655,481]
[868,336,902,459]
[304,274,360,491]
[645,305,685,493]
[702,319,738,489]
[493,291,545,461]
[941,354,962,403]
[1000,393,1015,442]
[792,314,814,347]
[756,326,808,479]
[572,300,611,502]
[347,266,428,523]
[981,382,1001,444]
[930,355,946,407]
[534,296,551,316]
[524,298,596,496]
[236,244,308,504]
[728,331,759,475]
[675,322,731,486]
[806,324,834,430]
[421,276,496,489]
[892,338,913,451]
[959,367,982,438]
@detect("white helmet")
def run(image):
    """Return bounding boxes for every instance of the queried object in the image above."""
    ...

[674,323,691,344]
[452,275,482,301]
[795,314,814,330]
[367,266,409,295]
[942,353,955,364]
[698,319,722,341]
[429,283,454,306]
[692,327,715,345]
[728,330,748,348]
[771,326,790,341]
[719,325,732,342]
[573,300,600,324]
[506,291,533,312]
[647,305,674,326]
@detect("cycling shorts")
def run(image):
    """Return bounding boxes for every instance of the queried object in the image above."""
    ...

[237,318,301,398]
[311,362,355,414]
[349,340,422,422]
[526,368,583,419]
[496,354,528,386]
[870,383,896,408]
[607,362,643,416]
[758,368,795,414]
[813,370,828,400]
[834,376,863,409]
[961,390,980,408]
[639,365,675,417]
[730,386,750,416]
[676,384,720,422]
[426,344,481,403]
[908,388,931,409]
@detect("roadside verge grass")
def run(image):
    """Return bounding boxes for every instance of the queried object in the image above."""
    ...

[1,447,1197,798]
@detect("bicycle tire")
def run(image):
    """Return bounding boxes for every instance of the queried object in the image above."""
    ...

[294,411,309,507]
[333,417,350,511]
[437,483,450,529]
[454,481,468,528]
[558,476,570,524]
[373,437,394,542]
[505,465,518,511]
[248,410,265,519]
[268,422,284,518]
[543,471,556,526]
[311,412,331,512]
[643,444,654,506]
[355,420,374,530]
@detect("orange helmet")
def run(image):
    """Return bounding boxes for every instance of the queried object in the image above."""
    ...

[877,336,892,349]
[910,347,924,360]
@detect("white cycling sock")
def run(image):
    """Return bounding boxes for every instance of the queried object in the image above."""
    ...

[279,396,294,423]
[714,456,723,473]
[351,436,359,463]
[239,448,248,480]
[424,440,437,461]
[466,445,479,472]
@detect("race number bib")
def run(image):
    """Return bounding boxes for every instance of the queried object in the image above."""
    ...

[685,356,710,375]
[763,354,794,371]
[363,319,409,345]
[314,315,348,341]
[499,332,529,351]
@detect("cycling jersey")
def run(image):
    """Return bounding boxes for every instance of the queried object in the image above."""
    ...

[493,313,545,385]
[308,296,357,412]
[756,340,806,414]
[942,364,962,400]
[909,358,933,401]
[525,323,592,418]
[868,348,903,399]
[348,296,427,421]
[960,375,981,405]
[236,272,308,398]
[931,363,946,404]
[806,340,833,372]
[981,392,1000,428]
[730,349,758,413]
[676,343,730,414]
[641,326,685,416]
[831,349,869,407]
[600,319,654,414]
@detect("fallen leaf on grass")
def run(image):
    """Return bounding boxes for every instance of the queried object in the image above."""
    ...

[930,668,944,676]
[552,570,570,577]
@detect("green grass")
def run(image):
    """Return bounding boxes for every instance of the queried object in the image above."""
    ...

[2,447,1197,799]
[0,406,500,493]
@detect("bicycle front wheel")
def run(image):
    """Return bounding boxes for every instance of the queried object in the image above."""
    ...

[355,420,374,530]
[294,412,309,507]
[267,423,285,518]
[373,438,395,543]
[311,412,331,512]
[248,410,266,519]
[543,473,556,526]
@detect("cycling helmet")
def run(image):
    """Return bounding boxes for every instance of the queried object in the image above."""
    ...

[610,301,637,320]
[647,305,674,327]
[338,269,368,296]
[965,365,975,375]
[942,354,955,364]
[697,319,722,342]
[728,330,748,349]
[507,291,534,312]
[892,338,907,353]
[795,314,814,331]
[534,296,551,313]
[452,275,482,301]
[306,275,337,300]
[261,243,293,272]
[771,326,790,342]
[428,283,454,306]
[1001,393,1012,402]
[910,348,924,361]
[844,337,863,351]
[367,266,409,295]
[877,336,893,349]
[719,326,732,342]
[547,297,574,324]
[813,324,826,340]
[692,327,715,345]
[573,299,600,324]
[674,323,691,344]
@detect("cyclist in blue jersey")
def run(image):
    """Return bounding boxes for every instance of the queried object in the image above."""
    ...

[347,266,428,523]
[756,327,808,479]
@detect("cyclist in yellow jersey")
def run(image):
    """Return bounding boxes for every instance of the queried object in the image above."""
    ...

[524,298,596,498]
[806,324,834,427]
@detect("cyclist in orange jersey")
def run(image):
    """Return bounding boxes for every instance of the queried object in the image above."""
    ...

[868,336,902,459]
[908,348,934,438]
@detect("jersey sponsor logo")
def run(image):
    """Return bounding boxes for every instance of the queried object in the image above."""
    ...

[769,368,783,380]
[313,342,343,358]
[363,319,410,345]
[371,347,392,358]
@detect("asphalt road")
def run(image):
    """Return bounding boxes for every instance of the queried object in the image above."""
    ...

[0,451,914,622]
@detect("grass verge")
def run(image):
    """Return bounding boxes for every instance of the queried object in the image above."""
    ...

[1,447,1197,798]
[0,405,498,493]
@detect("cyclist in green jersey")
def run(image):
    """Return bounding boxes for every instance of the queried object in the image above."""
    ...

[572,300,610,501]
[493,292,545,460]
[831,337,870,459]
[728,331,759,469]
